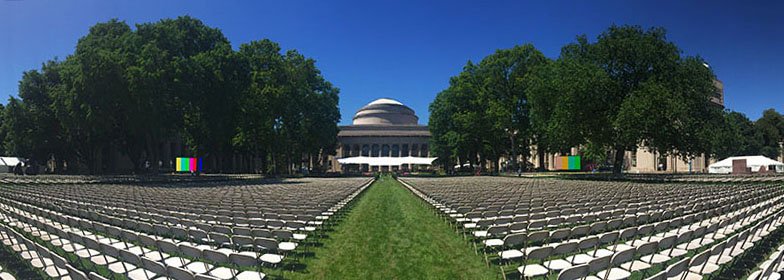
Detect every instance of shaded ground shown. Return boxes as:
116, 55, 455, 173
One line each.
285, 175, 497, 279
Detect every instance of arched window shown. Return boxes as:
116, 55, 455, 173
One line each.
352, 144, 360, 157
402, 144, 409, 157
411, 144, 419, 157
392, 144, 400, 157
382, 145, 390, 157
371, 144, 380, 157
343, 144, 351, 157
421, 144, 428, 157
362, 145, 370, 157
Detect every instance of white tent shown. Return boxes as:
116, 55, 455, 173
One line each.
0, 157, 25, 173
708, 155, 784, 174
337, 156, 437, 166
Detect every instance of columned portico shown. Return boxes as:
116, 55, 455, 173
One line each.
330, 98, 433, 173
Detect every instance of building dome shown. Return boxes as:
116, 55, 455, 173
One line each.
352, 98, 418, 125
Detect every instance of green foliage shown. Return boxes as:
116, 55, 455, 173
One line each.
429, 44, 547, 172
710, 111, 763, 159
755, 109, 784, 159
1, 16, 339, 174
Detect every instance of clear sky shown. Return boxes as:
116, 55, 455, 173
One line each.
1, 0, 782, 124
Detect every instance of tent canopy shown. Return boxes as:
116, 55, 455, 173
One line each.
337, 156, 437, 166
708, 155, 784, 174
0, 157, 24, 167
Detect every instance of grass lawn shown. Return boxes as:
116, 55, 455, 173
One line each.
285, 175, 498, 279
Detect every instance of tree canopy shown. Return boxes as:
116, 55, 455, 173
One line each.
431, 25, 747, 174
1, 16, 340, 174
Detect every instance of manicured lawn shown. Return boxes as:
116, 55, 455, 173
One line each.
285, 175, 498, 279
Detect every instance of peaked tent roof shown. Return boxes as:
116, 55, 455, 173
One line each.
708, 155, 784, 173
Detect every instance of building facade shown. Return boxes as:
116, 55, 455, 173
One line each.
329, 98, 431, 173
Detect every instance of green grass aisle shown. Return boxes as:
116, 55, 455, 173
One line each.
285, 175, 497, 280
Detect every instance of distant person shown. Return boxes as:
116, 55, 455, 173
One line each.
14, 162, 23, 175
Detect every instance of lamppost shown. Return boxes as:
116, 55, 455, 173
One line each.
505, 128, 519, 174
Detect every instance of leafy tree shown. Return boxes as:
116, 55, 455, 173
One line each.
557, 25, 722, 173
710, 111, 762, 159
755, 109, 784, 159
429, 44, 547, 172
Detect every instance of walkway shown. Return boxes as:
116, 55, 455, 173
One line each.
287, 175, 497, 279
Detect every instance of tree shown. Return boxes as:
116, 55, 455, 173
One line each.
4, 16, 341, 175
710, 111, 762, 159
429, 44, 547, 173
755, 109, 784, 159
556, 25, 722, 173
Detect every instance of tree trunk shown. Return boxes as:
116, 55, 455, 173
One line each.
612, 146, 625, 174
537, 147, 546, 172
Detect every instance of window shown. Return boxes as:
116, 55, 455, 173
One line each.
631, 153, 637, 167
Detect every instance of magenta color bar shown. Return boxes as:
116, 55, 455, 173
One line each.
189, 158, 197, 172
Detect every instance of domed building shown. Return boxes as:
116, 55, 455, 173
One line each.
330, 98, 433, 173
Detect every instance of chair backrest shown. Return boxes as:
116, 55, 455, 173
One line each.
230, 252, 259, 267
526, 246, 553, 261
637, 241, 658, 256
167, 266, 195, 280
66, 265, 89, 280
504, 233, 526, 247
141, 256, 167, 276
157, 239, 180, 254
611, 248, 636, 266
579, 237, 599, 250
179, 244, 203, 259
120, 249, 142, 266
203, 249, 230, 264
587, 255, 611, 273
558, 264, 589, 280
527, 231, 549, 244
665, 258, 690, 278
553, 242, 578, 255
689, 250, 709, 268
599, 232, 619, 245
255, 237, 279, 251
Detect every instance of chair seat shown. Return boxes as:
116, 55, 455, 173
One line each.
279, 242, 297, 251
0, 272, 15, 280
127, 268, 157, 280
544, 259, 572, 271
108, 262, 136, 274
498, 250, 523, 260
91, 255, 117, 265
518, 264, 548, 277
483, 239, 503, 247
641, 253, 671, 264
30, 257, 53, 268
142, 251, 168, 261
589, 249, 615, 258
571, 254, 594, 264
620, 260, 651, 272
209, 266, 234, 280
235, 270, 266, 280
596, 268, 631, 280
43, 265, 68, 278
669, 248, 688, 257
163, 256, 189, 267
185, 261, 213, 274
260, 253, 284, 264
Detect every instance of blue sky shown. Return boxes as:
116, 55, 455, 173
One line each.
1, 0, 782, 124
